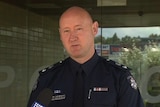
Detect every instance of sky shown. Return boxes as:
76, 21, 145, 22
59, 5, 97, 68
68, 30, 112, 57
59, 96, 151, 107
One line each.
96, 27, 160, 38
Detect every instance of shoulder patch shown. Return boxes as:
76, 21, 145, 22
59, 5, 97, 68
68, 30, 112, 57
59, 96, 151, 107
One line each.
39, 60, 64, 75
105, 59, 131, 71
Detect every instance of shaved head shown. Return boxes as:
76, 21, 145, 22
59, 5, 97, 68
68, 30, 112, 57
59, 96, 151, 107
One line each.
59, 6, 93, 27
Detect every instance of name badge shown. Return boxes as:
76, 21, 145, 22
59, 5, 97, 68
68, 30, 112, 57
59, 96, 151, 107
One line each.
93, 87, 109, 92
51, 94, 66, 101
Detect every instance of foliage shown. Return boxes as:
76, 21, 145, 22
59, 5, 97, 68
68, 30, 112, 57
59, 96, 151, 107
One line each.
143, 42, 160, 67
94, 35, 106, 44
119, 43, 143, 67
118, 42, 160, 84
95, 34, 142, 48
118, 43, 143, 81
95, 33, 160, 70
95, 33, 159, 48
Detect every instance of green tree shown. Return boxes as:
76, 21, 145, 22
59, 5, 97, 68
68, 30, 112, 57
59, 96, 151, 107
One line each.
112, 33, 120, 44
105, 33, 120, 44
149, 33, 159, 38
94, 35, 106, 43
121, 35, 134, 48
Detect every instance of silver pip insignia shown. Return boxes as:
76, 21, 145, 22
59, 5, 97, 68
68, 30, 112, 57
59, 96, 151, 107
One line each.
127, 76, 137, 90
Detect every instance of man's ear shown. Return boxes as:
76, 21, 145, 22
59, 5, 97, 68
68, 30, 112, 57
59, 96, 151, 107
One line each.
92, 21, 99, 35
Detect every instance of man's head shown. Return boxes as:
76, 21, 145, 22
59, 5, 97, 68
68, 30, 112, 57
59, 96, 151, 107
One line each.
59, 6, 99, 63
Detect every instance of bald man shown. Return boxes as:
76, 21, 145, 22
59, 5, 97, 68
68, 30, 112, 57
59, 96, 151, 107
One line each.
59, 6, 98, 64
27, 6, 144, 107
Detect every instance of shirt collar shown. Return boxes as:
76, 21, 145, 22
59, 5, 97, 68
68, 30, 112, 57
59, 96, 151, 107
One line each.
69, 52, 99, 76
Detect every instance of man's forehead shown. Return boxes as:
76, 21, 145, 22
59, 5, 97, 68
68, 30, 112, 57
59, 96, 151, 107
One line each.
60, 24, 83, 30
60, 17, 90, 28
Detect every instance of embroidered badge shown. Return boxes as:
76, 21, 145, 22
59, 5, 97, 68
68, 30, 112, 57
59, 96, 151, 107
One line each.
127, 76, 137, 90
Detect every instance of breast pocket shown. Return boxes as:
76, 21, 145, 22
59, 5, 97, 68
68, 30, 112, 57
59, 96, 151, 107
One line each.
87, 91, 117, 107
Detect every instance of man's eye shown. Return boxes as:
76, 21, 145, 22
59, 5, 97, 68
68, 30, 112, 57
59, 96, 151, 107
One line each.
64, 30, 70, 33
77, 28, 82, 30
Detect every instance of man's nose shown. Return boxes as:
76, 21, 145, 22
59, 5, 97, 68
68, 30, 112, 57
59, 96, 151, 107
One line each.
69, 31, 78, 41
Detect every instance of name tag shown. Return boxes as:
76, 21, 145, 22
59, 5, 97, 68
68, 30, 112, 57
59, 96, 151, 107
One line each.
51, 94, 66, 101
93, 87, 109, 92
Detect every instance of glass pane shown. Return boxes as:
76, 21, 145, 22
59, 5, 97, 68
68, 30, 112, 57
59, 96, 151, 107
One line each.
95, 27, 160, 106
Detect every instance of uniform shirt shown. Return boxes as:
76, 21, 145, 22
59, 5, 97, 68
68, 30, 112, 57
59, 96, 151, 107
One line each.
27, 52, 144, 107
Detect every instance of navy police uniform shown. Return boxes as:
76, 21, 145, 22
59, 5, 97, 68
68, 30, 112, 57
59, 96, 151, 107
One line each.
27, 52, 144, 107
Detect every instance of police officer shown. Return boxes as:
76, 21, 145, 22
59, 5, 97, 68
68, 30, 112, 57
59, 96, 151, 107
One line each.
27, 6, 144, 107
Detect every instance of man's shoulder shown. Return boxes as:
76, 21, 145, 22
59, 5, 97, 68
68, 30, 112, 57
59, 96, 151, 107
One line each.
31, 59, 69, 92
39, 58, 69, 76
101, 57, 131, 72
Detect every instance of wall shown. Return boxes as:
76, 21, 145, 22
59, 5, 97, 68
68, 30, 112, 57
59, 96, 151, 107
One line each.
0, 2, 64, 106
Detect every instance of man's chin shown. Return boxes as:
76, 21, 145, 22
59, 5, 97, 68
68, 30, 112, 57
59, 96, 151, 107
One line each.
70, 53, 83, 59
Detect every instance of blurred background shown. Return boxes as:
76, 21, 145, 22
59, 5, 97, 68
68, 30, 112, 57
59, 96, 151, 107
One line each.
0, 0, 159, 106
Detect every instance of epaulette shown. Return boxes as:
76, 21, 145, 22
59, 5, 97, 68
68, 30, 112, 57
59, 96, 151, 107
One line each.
39, 60, 64, 75
105, 58, 131, 71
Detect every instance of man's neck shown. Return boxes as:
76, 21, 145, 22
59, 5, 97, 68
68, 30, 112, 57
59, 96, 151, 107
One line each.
71, 50, 95, 64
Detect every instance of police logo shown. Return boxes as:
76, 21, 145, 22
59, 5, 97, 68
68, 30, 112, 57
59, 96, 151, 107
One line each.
127, 76, 137, 90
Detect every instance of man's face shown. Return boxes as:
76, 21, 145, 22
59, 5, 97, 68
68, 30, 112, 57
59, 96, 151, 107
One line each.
59, 13, 98, 60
